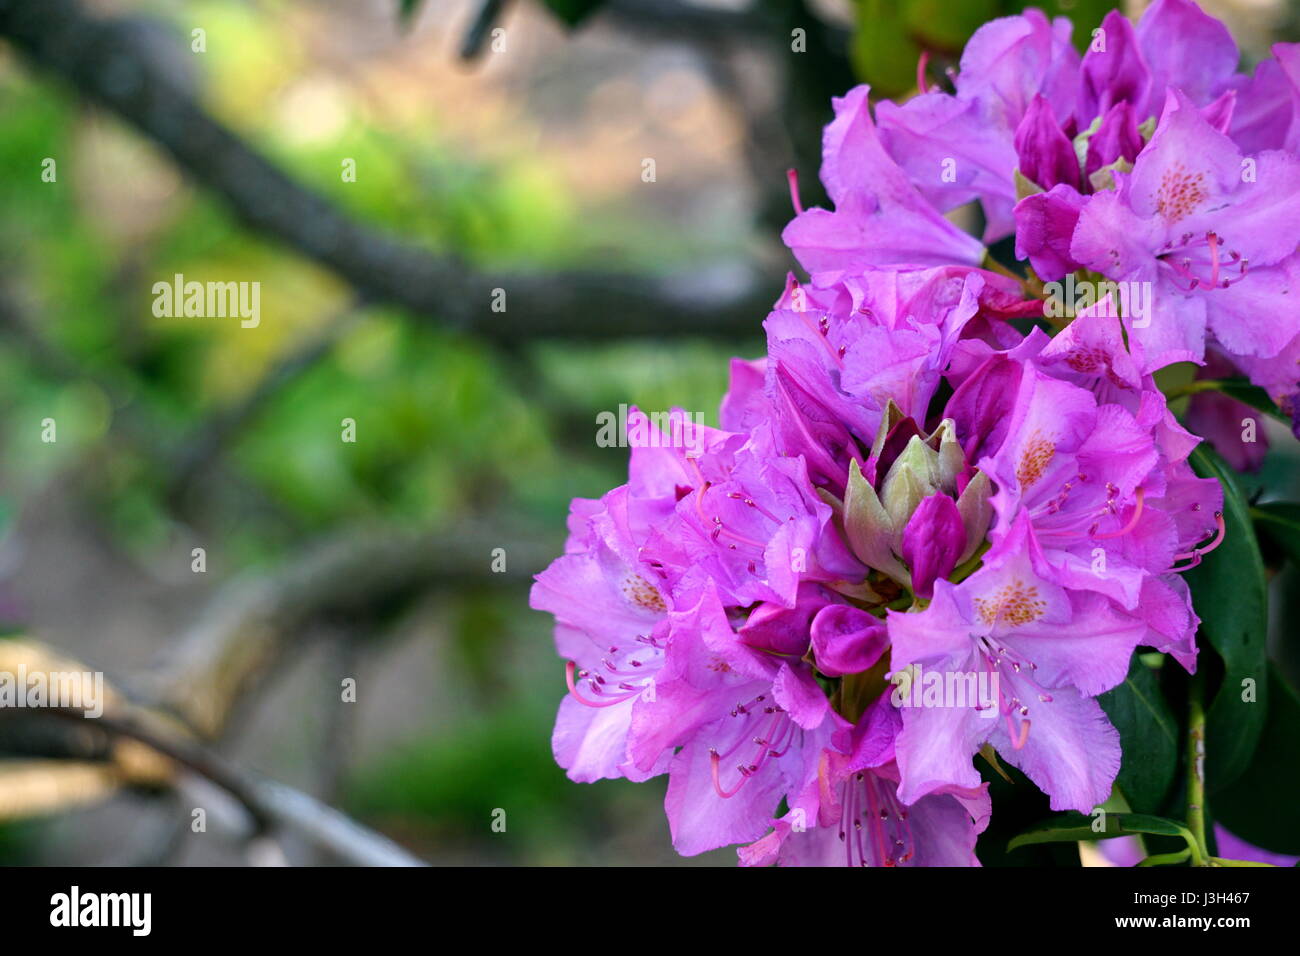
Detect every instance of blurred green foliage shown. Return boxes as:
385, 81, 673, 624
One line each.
0, 6, 740, 554
0, 2, 752, 863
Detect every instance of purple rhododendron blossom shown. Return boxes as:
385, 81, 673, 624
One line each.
1063, 90, 1300, 379
869, 0, 1243, 243
530, 0, 1292, 867
779, 0, 1300, 402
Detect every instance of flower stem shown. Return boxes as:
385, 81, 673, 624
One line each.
1138, 848, 1190, 867
949, 541, 991, 585
1186, 669, 1210, 866
1208, 857, 1277, 867
1163, 379, 1226, 402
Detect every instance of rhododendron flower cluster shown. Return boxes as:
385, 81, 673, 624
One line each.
532, 0, 1294, 866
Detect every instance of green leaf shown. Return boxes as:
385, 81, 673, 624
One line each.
1099, 655, 1179, 813
1213, 664, 1300, 855
1029, 1, 1120, 51
975, 760, 1081, 866
1184, 446, 1269, 793
903, 0, 999, 52
542, 0, 605, 27
851, 1, 922, 97
1009, 812, 1188, 852
1252, 501, 1300, 569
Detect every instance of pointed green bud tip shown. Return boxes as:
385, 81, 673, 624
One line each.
844, 457, 908, 582
1088, 157, 1134, 194
931, 419, 964, 495
1072, 113, 1106, 172
955, 470, 995, 565
869, 398, 909, 463
880, 435, 940, 528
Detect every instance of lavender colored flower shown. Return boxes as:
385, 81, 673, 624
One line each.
1063, 91, 1300, 380
782, 0, 1300, 402
529, 0, 1286, 867
871, 0, 1245, 243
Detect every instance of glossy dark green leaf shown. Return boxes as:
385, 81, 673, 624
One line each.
1099, 655, 1179, 813
976, 759, 1081, 866
1252, 502, 1300, 569
1008, 812, 1188, 852
1184, 446, 1269, 793
1213, 664, 1300, 855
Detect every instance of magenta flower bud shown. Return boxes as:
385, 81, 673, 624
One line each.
738, 584, 824, 656
1085, 101, 1143, 181
900, 492, 967, 600
1014, 94, 1079, 192
1079, 9, 1150, 124
810, 605, 888, 678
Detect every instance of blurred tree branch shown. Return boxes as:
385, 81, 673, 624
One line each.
148, 518, 559, 739
0, 511, 557, 864
602, 0, 853, 233
0, 0, 773, 343
0, 697, 425, 865
602, 0, 784, 39
459, 0, 514, 59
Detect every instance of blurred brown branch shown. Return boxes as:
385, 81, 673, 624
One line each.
0, 507, 557, 865
603, 0, 852, 231
0, 692, 425, 865
150, 518, 559, 739
0, 0, 773, 344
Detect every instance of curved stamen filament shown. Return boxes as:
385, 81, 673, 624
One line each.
766, 717, 797, 759
1171, 512, 1226, 571
727, 490, 782, 525
566, 661, 644, 708
710, 750, 749, 799
1094, 488, 1146, 539
600, 657, 649, 677
710, 710, 794, 798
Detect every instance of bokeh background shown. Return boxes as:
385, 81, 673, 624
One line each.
0, 0, 1296, 866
